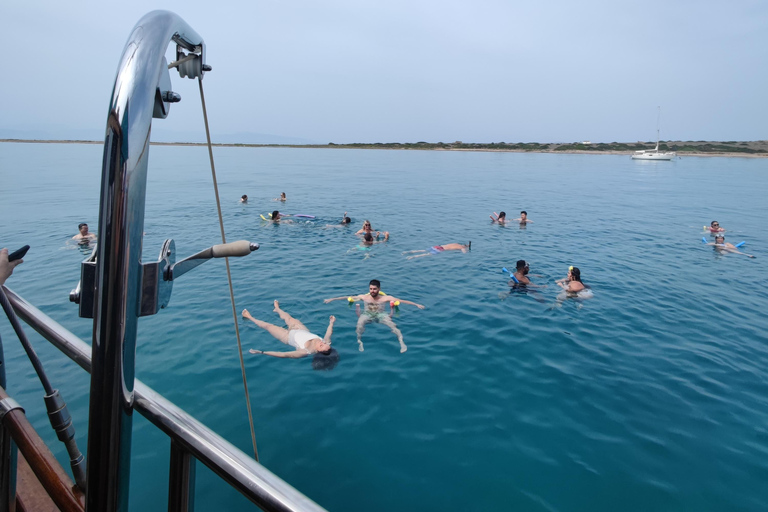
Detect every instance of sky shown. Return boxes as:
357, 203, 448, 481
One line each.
1, 0, 766, 144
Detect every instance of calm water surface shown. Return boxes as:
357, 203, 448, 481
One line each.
1, 142, 767, 511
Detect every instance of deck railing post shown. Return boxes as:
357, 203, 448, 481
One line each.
168, 439, 196, 512
84, 11, 204, 512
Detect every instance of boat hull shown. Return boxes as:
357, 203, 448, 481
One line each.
631, 151, 677, 161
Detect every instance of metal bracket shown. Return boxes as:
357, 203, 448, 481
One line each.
0, 397, 24, 424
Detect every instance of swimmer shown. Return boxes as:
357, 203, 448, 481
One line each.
356, 220, 389, 240
501, 259, 547, 302
273, 192, 287, 202
243, 302, 334, 358
509, 260, 545, 288
557, 266, 588, 296
707, 221, 725, 233
490, 211, 509, 224
240, 194, 248, 203
270, 210, 292, 223
326, 212, 352, 228
72, 223, 97, 243
361, 232, 388, 246
324, 279, 425, 353
512, 211, 533, 224
347, 232, 387, 258
1, 247, 24, 286
707, 235, 755, 258
403, 242, 471, 260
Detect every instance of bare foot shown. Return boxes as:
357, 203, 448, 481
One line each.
400, 343, 408, 353
358, 340, 365, 352
273, 300, 280, 312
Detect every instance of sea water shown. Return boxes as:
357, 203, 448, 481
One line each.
1, 142, 767, 512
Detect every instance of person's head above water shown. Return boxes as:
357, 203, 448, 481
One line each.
520, 211, 528, 219
241, 194, 248, 201
711, 221, 719, 227
369, 279, 381, 296
362, 220, 372, 230
271, 210, 280, 220
569, 266, 581, 282
342, 216, 351, 224
78, 223, 89, 234
516, 259, 529, 273
498, 211, 506, 220
715, 235, 725, 243
363, 233, 374, 243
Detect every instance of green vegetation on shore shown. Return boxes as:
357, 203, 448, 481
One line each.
2, 139, 766, 155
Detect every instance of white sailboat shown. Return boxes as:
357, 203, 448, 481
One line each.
632, 107, 677, 160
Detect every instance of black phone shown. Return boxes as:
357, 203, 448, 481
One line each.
8, 245, 30, 262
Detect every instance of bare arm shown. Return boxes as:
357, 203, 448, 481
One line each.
391, 297, 426, 309
249, 349, 308, 359
323, 315, 335, 343
325, 295, 359, 304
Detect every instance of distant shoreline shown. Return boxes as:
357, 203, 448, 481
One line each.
2, 138, 766, 158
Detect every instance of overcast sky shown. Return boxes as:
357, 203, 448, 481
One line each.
2, 0, 766, 144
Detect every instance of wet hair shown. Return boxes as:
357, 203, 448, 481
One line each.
78, 223, 88, 230
271, 210, 280, 219
369, 279, 381, 288
281, 192, 286, 196
520, 210, 527, 215
363, 220, 371, 227
363, 233, 374, 242
711, 221, 718, 226
241, 194, 248, 200
342, 217, 351, 224
516, 259, 527, 270
498, 211, 506, 219
312, 348, 340, 371
570, 267, 582, 282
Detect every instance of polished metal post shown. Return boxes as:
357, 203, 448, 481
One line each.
168, 439, 196, 512
86, 11, 204, 512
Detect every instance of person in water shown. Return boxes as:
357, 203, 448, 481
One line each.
72, 223, 97, 242
510, 259, 534, 287
361, 232, 388, 246
325, 212, 352, 228
273, 192, 287, 202
707, 221, 725, 233
707, 235, 755, 258
270, 210, 292, 223
356, 220, 389, 240
0, 247, 24, 286
490, 211, 508, 224
243, 301, 334, 358
502, 259, 546, 302
324, 279, 425, 353
403, 242, 471, 260
557, 266, 586, 295
513, 211, 533, 224
240, 194, 248, 203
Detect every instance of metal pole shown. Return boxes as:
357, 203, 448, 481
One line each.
85, 11, 204, 511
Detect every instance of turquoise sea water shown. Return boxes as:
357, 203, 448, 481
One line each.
1, 142, 767, 511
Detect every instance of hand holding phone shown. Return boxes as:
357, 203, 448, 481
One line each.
8, 245, 30, 262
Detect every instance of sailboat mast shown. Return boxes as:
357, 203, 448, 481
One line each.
655, 106, 661, 151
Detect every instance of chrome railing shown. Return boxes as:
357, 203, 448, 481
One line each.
1, 10, 327, 512
5, 287, 327, 512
